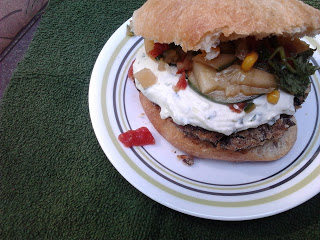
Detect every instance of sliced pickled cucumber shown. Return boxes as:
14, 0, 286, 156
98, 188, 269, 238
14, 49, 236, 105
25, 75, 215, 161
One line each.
188, 78, 259, 104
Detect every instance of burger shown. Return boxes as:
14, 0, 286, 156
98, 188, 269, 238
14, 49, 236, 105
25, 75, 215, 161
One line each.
129, 0, 320, 161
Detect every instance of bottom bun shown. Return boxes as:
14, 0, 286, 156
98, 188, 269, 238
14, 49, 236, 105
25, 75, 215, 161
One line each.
139, 92, 297, 162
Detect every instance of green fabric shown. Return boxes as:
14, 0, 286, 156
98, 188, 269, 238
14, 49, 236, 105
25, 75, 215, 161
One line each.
1, 0, 320, 239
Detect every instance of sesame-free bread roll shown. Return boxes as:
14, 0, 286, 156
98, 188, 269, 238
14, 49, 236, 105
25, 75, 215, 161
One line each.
139, 93, 297, 162
131, 0, 320, 51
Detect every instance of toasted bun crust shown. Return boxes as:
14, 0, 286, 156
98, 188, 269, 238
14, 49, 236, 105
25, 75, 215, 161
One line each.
139, 92, 297, 162
132, 0, 320, 51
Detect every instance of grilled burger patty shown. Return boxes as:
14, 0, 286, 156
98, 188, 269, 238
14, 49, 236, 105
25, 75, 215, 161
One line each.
177, 115, 295, 151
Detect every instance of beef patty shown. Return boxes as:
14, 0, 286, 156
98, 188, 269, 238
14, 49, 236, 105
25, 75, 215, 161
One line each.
176, 115, 296, 151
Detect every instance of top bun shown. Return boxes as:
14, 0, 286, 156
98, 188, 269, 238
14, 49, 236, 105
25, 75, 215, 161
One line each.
131, 0, 320, 51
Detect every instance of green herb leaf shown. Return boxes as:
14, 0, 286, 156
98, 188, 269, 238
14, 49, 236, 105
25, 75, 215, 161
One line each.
269, 48, 318, 96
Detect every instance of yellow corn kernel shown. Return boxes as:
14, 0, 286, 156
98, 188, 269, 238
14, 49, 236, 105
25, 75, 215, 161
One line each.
267, 90, 280, 104
241, 52, 259, 72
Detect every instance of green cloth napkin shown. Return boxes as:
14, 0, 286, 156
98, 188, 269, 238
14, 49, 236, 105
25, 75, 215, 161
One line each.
1, 0, 320, 239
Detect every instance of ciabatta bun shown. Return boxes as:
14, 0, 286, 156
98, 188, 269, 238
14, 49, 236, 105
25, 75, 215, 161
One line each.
139, 93, 297, 162
132, 0, 320, 51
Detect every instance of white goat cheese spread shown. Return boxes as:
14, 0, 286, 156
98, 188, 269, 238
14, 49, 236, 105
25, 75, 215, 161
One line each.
133, 46, 295, 136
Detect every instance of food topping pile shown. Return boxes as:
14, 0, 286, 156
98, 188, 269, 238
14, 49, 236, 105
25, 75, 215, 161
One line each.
138, 36, 318, 112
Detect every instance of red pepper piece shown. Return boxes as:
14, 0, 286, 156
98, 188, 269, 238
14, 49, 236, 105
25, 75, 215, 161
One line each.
176, 67, 185, 74
118, 127, 155, 148
176, 61, 186, 74
128, 59, 135, 80
173, 71, 187, 92
229, 102, 247, 113
148, 43, 170, 58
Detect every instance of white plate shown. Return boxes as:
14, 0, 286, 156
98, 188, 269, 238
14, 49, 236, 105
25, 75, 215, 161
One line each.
89, 19, 320, 221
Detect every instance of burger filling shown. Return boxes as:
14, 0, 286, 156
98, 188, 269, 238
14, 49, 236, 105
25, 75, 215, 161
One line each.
132, 36, 318, 149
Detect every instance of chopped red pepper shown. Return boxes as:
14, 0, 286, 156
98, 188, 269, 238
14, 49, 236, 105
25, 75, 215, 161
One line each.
229, 102, 247, 113
173, 71, 187, 92
176, 61, 186, 74
176, 67, 185, 74
148, 43, 170, 58
128, 59, 135, 80
118, 127, 155, 148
